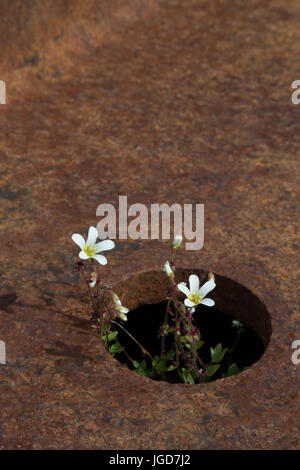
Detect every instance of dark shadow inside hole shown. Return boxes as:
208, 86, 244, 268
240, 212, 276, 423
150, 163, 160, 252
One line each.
114, 301, 265, 383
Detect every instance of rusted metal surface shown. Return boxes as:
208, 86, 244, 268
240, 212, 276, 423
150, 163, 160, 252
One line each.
0, 0, 299, 449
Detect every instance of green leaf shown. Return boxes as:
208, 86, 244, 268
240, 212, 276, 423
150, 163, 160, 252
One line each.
133, 361, 140, 369
210, 343, 227, 363
136, 369, 147, 376
140, 360, 147, 370
156, 358, 167, 374
107, 331, 118, 342
182, 368, 195, 384
196, 340, 204, 350
166, 349, 175, 360
167, 364, 177, 372
227, 363, 240, 376
109, 343, 124, 354
206, 364, 220, 377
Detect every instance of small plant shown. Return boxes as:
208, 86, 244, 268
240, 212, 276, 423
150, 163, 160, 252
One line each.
72, 227, 247, 383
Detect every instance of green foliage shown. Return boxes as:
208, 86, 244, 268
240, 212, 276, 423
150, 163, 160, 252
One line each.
107, 331, 118, 342
210, 343, 228, 363
182, 368, 195, 384
180, 336, 191, 350
166, 364, 177, 372
206, 364, 220, 377
196, 339, 204, 350
227, 363, 240, 376
221, 363, 240, 378
152, 355, 168, 375
109, 342, 124, 355
99, 284, 246, 384
133, 360, 149, 376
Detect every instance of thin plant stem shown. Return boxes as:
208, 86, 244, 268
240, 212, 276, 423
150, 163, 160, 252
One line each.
111, 320, 154, 362
161, 297, 172, 356
228, 330, 243, 363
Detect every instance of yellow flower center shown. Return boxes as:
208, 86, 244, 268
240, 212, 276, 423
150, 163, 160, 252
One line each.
84, 245, 96, 257
188, 292, 203, 304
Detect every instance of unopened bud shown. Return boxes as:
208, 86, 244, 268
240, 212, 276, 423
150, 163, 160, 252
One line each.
118, 312, 128, 321
89, 271, 97, 288
172, 235, 183, 249
112, 293, 120, 304
163, 261, 174, 278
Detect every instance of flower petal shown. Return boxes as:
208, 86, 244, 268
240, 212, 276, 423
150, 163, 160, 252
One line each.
118, 306, 129, 314
87, 226, 98, 246
79, 250, 89, 259
189, 274, 199, 293
200, 298, 215, 307
199, 279, 216, 298
72, 233, 85, 249
93, 254, 108, 265
89, 280, 96, 288
177, 282, 190, 297
95, 239, 115, 253
184, 298, 196, 307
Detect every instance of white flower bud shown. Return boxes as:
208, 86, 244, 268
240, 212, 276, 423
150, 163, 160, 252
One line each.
112, 293, 129, 321
172, 235, 183, 249
164, 261, 174, 278
112, 293, 120, 304
89, 271, 97, 288
232, 320, 243, 329
118, 312, 128, 321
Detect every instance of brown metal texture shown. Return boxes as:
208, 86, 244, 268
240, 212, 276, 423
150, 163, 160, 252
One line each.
0, 0, 299, 449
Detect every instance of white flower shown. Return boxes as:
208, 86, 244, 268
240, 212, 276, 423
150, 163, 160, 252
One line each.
164, 261, 174, 278
113, 294, 129, 321
72, 226, 115, 265
89, 271, 97, 288
177, 274, 216, 308
172, 235, 183, 249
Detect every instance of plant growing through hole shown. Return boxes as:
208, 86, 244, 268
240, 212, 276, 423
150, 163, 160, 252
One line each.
72, 227, 247, 383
